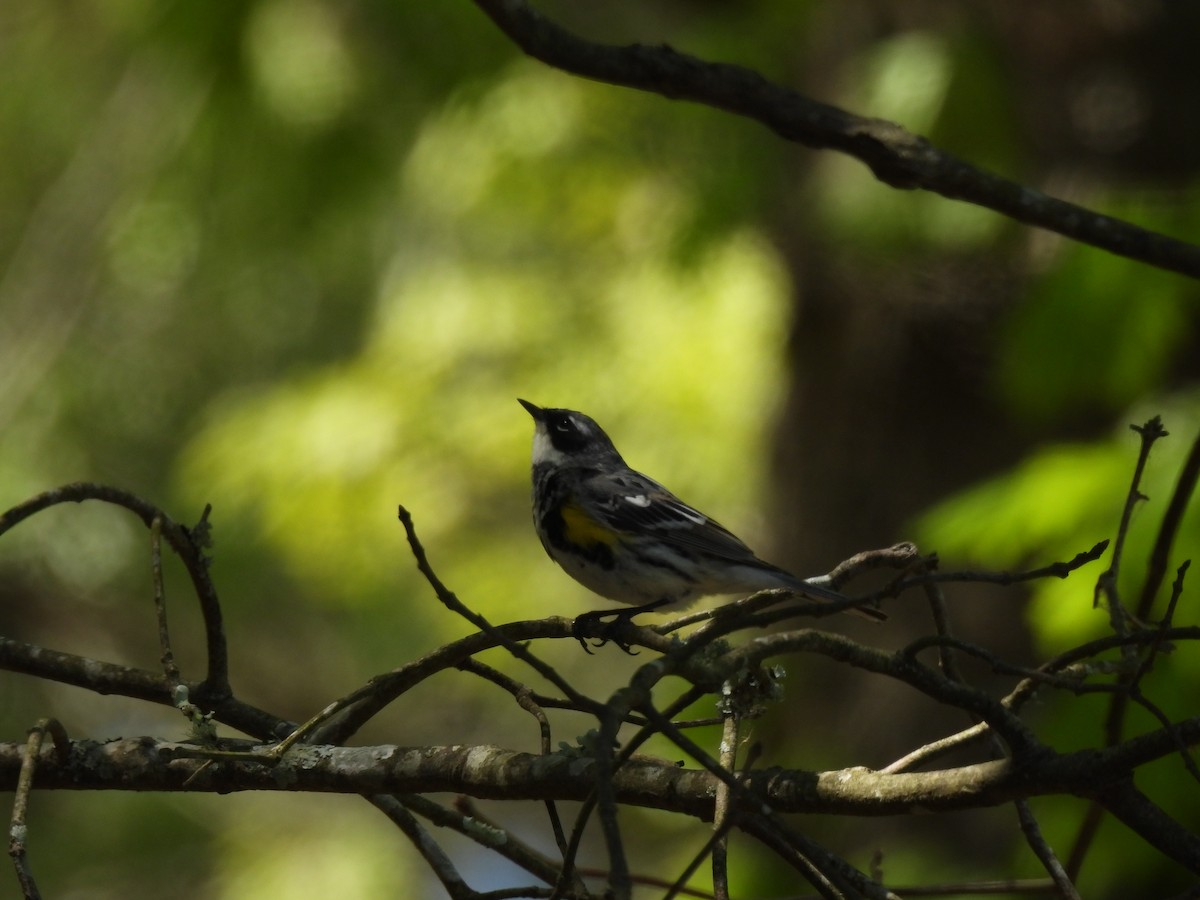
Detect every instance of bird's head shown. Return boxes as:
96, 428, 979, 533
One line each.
518, 399, 622, 467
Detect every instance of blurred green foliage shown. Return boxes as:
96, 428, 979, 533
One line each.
1, 1, 1198, 897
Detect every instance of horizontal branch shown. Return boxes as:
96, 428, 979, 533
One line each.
472, 0, 1200, 279
0, 636, 291, 742
4, 721, 1198, 819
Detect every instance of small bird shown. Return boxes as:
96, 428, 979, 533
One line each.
518, 399, 884, 650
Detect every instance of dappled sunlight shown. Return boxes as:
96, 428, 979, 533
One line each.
916, 441, 1129, 560
402, 63, 584, 218
860, 31, 954, 132
0, 499, 139, 597
105, 197, 201, 298
4, 4, 1199, 896
916, 401, 1200, 650
1001, 235, 1191, 422
177, 377, 465, 606
244, 0, 360, 131
214, 796, 417, 898
176, 60, 794, 628
814, 29, 1005, 249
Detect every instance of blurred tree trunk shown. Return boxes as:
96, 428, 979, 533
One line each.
773, 0, 1200, 653
764, 0, 1200, 875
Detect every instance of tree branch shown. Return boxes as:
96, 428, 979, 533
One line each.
470, 0, 1200, 279
0, 484, 230, 698
3, 720, 1197, 822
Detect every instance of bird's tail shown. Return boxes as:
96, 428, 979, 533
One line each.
772, 569, 887, 622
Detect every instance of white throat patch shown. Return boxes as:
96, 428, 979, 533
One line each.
531, 427, 567, 466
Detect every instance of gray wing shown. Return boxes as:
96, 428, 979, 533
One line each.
580, 470, 764, 564
578, 469, 883, 616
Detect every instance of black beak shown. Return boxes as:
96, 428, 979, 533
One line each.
518, 398, 544, 421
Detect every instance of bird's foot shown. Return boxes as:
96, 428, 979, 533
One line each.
571, 609, 644, 655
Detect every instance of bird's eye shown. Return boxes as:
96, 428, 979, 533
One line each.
544, 412, 591, 452
552, 414, 579, 435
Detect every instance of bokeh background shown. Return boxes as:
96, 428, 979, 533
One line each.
1, 1, 1198, 897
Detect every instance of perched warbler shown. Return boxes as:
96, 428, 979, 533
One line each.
518, 399, 884, 650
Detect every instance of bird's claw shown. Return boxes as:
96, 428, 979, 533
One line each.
571, 611, 640, 655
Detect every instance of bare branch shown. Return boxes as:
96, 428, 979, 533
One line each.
367, 794, 476, 900
1095, 417, 1168, 627
2, 409, 1197, 896
0, 484, 230, 697
1096, 782, 1200, 874
4, 715, 1194, 819
886, 540, 1110, 596
396, 505, 599, 714
449, 796, 580, 895
1137, 424, 1200, 620
470, 0, 1200, 279
1014, 800, 1081, 900
7, 719, 68, 900
727, 629, 1042, 758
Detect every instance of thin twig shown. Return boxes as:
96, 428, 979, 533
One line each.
1093, 781, 1200, 875
314, 618, 599, 747
447, 795, 576, 891
711, 714, 738, 900
0, 635, 290, 741
638, 703, 868, 896
663, 819, 736, 900
737, 814, 869, 899
901, 636, 1120, 696
8, 719, 67, 900
881, 721, 992, 775
728, 630, 1043, 759
1137, 424, 1200, 620
368, 794, 477, 900
1014, 800, 1080, 900
149, 517, 181, 686
593, 702, 631, 898
887, 621, 1200, 774
882, 541, 1110, 598
663, 743, 767, 900
922, 575, 962, 685
825, 542, 924, 585
398, 506, 595, 710
456, 659, 572, 861
554, 685, 709, 900
581, 607, 797, 898
1127, 685, 1200, 787
1074, 419, 1171, 879
1094, 418, 1167, 626
729, 541, 1108, 639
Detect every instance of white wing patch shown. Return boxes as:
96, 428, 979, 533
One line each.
624, 494, 652, 507
674, 504, 707, 525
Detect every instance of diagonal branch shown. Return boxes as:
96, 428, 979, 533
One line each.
470, 0, 1200, 280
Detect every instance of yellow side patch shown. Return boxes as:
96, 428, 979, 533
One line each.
561, 502, 621, 547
